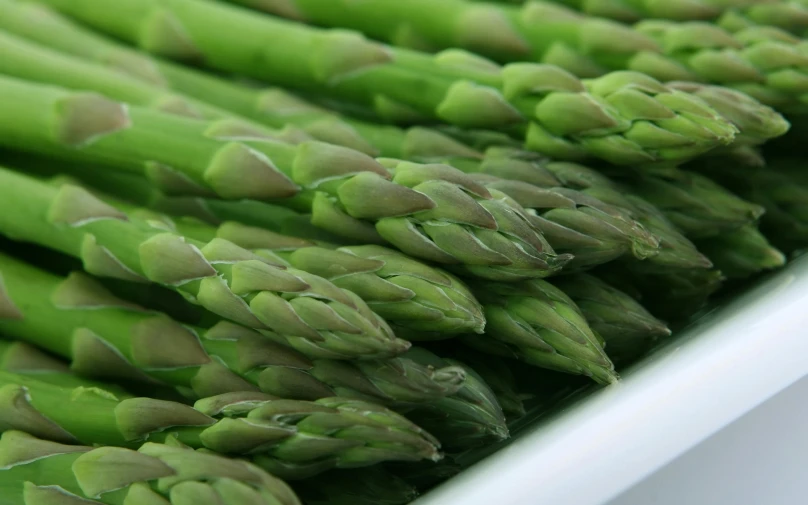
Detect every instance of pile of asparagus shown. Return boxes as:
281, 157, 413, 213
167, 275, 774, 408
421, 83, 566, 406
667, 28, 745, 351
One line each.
0, 0, 804, 503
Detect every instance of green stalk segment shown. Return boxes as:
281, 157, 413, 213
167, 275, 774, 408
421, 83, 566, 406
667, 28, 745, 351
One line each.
464, 279, 618, 384
694, 224, 786, 278
693, 156, 808, 253
0, 251, 465, 403
0, 79, 569, 282
0, 340, 136, 395
35, 0, 738, 165
227, 0, 662, 77
0, 167, 408, 359
507, 0, 797, 26
225, 0, 807, 116
0, 27, 313, 142
395, 348, 509, 450
0, 430, 302, 505
536, 159, 714, 270
0, 4, 776, 166
153, 216, 487, 339
553, 274, 671, 366
626, 168, 766, 239
442, 347, 528, 419
0, 373, 442, 479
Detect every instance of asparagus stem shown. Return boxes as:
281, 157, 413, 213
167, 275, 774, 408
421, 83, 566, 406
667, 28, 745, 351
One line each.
0, 430, 302, 505
0, 166, 408, 358
34, 0, 738, 165
0, 250, 465, 403
0, 373, 443, 479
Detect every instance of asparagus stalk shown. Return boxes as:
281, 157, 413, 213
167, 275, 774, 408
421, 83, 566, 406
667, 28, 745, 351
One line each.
596, 263, 725, 320
438, 347, 529, 419
692, 156, 808, 253
0, 167, 407, 359
0, 3, 781, 160
536, 159, 714, 269
24, 168, 617, 382
0, 430, 302, 505
226, 0, 808, 115
693, 224, 786, 278
625, 168, 766, 239
151, 219, 486, 339
717, 2, 808, 36
0, 0, 384, 155
0, 80, 570, 281
36, 0, 739, 165
465, 279, 618, 384
397, 348, 509, 450
0, 27, 312, 143
0, 372, 442, 478
552, 274, 671, 366
0, 251, 465, 404
519, 0, 794, 25
0, 339, 137, 394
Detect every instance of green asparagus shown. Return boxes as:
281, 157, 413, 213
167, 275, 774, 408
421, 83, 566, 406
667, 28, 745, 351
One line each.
396, 348, 509, 450
0, 251, 465, 403
130, 214, 486, 338
0, 78, 571, 281
529, 0, 792, 24
0, 26, 312, 143
0, 340, 137, 394
0, 430, 302, 505
552, 274, 671, 366
226, 0, 808, 115
535, 159, 714, 269
0, 373, 443, 478
596, 263, 725, 320
438, 347, 529, 419
625, 168, 766, 239
37, 0, 739, 165
694, 224, 787, 278
464, 279, 618, 384
0, 166, 407, 359
693, 156, 808, 252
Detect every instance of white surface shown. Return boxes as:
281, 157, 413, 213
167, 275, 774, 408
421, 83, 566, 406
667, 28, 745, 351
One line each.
607, 375, 808, 505
415, 255, 808, 505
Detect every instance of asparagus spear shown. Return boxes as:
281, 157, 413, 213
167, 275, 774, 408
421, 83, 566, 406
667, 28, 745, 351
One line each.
0, 4, 780, 156
464, 278, 618, 384
552, 274, 671, 366
0, 373, 443, 478
0, 167, 407, 359
536, 158, 714, 269
36, 0, 738, 165
0, 27, 312, 143
226, 0, 808, 115
0, 80, 570, 281
397, 348, 509, 450
0, 430, 302, 505
112, 209, 486, 338
693, 224, 786, 278
0, 340, 137, 394
693, 156, 808, 252
625, 168, 766, 239
596, 263, 725, 320
437, 347, 529, 419
0, 251, 465, 404
526, 0, 792, 25
0, 0, 385, 155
